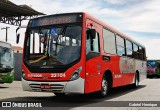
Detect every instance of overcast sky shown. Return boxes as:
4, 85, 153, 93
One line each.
0, 0, 160, 59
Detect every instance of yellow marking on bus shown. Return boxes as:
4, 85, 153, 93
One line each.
30, 55, 47, 64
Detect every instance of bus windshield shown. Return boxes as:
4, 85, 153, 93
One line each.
0, 47, 13, 70
147, 61, 157, 68
24, 25, 82, 68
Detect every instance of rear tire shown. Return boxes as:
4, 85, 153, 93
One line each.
132, 73, 139, 88
97, 75, 109, 97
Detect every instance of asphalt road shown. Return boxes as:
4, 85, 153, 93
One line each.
0, 79, 160, 110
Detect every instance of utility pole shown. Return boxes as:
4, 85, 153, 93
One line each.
1, 26, 10, 42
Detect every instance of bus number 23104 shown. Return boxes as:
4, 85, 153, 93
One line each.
51, 73, 66, 78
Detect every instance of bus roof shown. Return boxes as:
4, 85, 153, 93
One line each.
29, 12, 145, 48
0, 41, 11, 48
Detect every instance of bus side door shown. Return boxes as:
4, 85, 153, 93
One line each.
85, 19, 103, 93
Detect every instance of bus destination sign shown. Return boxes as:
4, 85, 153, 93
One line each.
28, 14, 82, 27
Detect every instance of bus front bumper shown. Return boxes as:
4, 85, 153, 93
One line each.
21, 78, 85, 94
0, 72, 14, 83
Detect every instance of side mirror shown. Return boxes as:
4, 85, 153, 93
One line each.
16, 34, 20, 44
15, 25, 27, 44
16, 27, 20, 44
87, 29, 96, 39
90, 29, 96, 39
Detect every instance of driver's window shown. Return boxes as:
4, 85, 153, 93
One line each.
86, 37, 91, 54
86, 30, 100, 54
93, 32, 100, 52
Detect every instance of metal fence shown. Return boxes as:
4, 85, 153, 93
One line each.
14, 53, 22, 81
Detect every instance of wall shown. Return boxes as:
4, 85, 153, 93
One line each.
14, 53, 22, 81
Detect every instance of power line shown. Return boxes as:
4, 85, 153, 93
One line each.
1, 26, 10, 42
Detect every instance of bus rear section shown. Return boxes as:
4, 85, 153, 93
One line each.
147, 60, 160, 78
21, 12, 146, 97
0, 41, 14, 84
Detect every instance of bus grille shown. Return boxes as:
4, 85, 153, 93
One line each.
29, 84, 64, 92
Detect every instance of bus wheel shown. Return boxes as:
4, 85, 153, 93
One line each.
133, 73, 139, 88
54, 93, 65, 97
98, 75, 109, 97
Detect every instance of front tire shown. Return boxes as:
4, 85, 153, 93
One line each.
97, 75, 109, 97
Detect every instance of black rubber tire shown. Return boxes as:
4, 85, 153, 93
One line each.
132, 73, 139, 88
97, 75, 109, 98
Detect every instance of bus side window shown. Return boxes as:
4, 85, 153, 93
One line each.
126, 40, 133, 58
116, 35, 125, 56
139, 46, 143, 60
142, 48, 146, 60
133, 44, 139, 59
103, 28, 116, 54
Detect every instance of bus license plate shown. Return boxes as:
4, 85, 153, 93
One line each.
40, 84, 51, 89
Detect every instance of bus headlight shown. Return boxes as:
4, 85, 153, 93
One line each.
10, 69, 14, 76
70, 66, 82, 81
2, 64, 6, 68
22, 69, 26, 80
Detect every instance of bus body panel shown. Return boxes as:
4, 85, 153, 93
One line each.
85, 55, 103, 93
0, 71, 14, 83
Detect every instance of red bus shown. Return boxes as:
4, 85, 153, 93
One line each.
18, 12, 147, 97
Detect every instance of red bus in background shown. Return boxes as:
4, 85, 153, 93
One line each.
19, 12, 147, 97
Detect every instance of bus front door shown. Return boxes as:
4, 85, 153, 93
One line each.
85, 19, 103, 93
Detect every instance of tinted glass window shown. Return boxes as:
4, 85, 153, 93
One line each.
126, 40, 133, 58
126, 48, 133, 57
126, 40, 132, 50
139, 46, 143, 60
116, 35, 125, 56
133, 44, 139, 59
117, 46, 125, 56
103, 28, 116, 54
116, 35, 125, 47
133, 44, 138, 52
